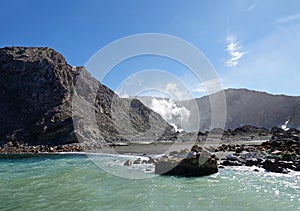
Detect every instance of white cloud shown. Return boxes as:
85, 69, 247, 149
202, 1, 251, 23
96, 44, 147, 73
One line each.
275, 13, 300, 24
225, 35, 246, 67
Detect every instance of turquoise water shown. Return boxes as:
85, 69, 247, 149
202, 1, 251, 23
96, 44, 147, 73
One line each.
0, 154, 299, 211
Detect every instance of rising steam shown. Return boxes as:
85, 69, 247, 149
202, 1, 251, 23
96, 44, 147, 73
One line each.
149, 98, 191, 132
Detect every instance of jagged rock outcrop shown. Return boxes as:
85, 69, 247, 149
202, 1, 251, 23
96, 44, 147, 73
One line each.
0, 47, 175, 146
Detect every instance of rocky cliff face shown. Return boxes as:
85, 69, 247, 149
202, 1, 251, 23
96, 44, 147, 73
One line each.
0, 47, 175, 146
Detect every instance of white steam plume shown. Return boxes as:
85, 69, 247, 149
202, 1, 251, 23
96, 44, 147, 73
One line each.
149, 98, 190, 132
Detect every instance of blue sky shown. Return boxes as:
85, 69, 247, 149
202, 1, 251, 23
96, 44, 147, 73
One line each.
1, 0, 300, 98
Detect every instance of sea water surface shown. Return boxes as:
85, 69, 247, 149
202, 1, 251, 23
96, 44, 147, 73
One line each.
0, 154, 299, 210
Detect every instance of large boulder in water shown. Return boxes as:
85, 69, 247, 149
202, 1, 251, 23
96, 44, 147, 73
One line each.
154, 155, 218, 177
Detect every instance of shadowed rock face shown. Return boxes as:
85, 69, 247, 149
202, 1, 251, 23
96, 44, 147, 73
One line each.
0, 47, 76, 145
0, 47, 175, 146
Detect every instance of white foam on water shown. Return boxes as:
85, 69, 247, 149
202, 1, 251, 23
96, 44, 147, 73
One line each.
224, 165, 300, 178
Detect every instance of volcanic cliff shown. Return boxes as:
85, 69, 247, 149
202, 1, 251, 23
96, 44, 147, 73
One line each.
0, 47, 175, 146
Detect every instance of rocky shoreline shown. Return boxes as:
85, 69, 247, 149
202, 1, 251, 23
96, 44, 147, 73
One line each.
119, 126, 300, 175
218, 127, 300, 173
0, 142, 83, 154
1, 126, 299, 175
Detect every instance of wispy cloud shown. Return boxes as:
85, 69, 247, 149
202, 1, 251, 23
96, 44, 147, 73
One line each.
192, 78, 224, 93
225, 35, 246, 67
247, 4, 256, 12
164, 82, 190, 100
275, 13, 300, 24
221, 24, 300, 96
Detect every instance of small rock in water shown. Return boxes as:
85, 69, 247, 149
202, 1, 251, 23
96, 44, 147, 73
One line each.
133, 158, 142, 164
262, 159, 277, 171
221, 160, 242, 166
147, 157, 158, 164
124, 160, 132, 166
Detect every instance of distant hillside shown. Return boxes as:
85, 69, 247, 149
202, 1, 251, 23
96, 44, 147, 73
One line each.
179, 89, 300, 131
138, 89, 300, 131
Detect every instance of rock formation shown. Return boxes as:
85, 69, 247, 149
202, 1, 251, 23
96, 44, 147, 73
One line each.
219, 128, 300, 173
154, 155, 218, 177
154, 145, 218, 177
0, 47, 175, 147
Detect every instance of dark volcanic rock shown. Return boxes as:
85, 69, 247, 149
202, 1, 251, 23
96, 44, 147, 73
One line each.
245, 158, 258, 166
0, 47, 76, 145
232, 125, 269, 136
277, 161, 295, 169
273, 166, 289, 174
0, 47, 175, 147
216, 128, 300, 174
155, 156, 218, 177
221, 160, 243, 166
262, 159, 288, 173
262, 159, 278, 171
124, 160, 132, 166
